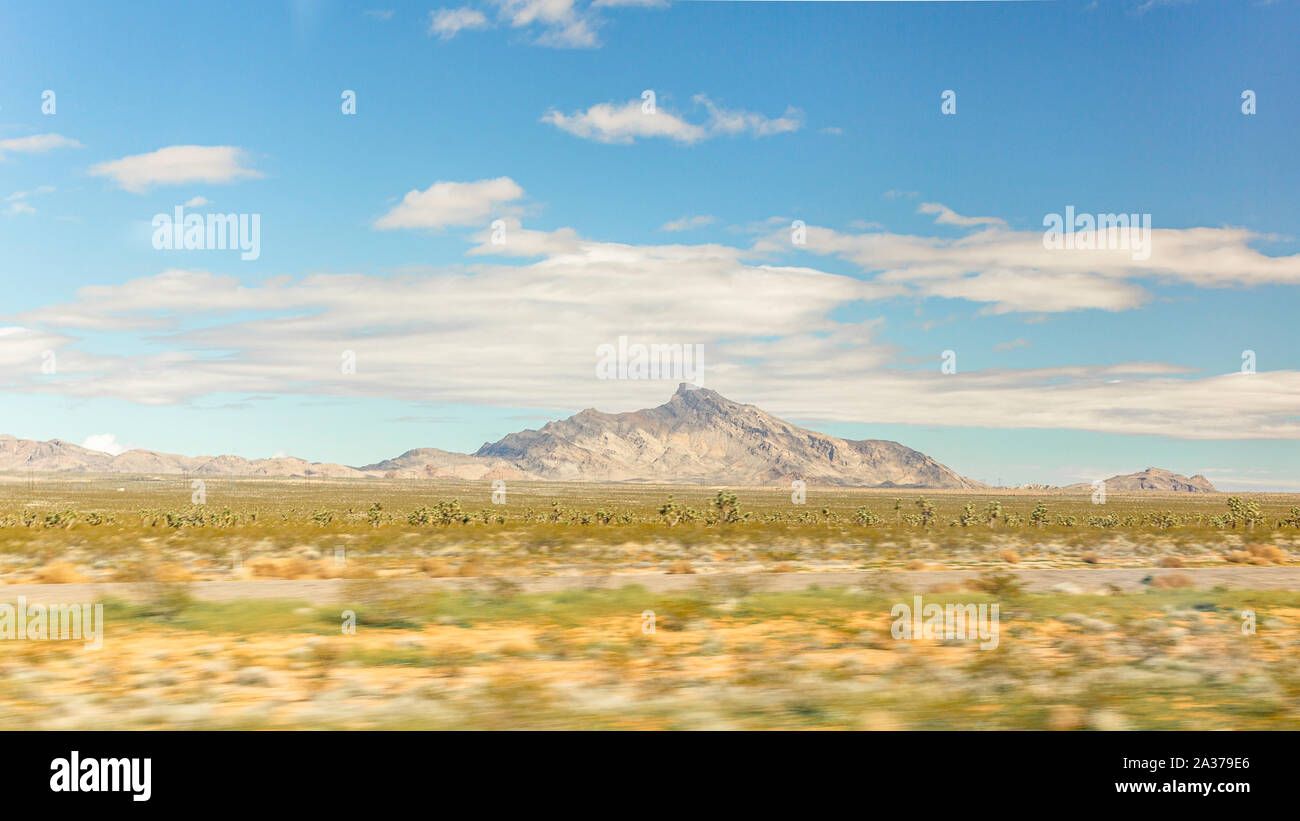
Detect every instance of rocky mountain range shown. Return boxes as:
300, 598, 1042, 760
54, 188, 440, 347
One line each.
0, 385, 1213, 490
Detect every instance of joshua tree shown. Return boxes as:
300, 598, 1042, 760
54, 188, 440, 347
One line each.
855, 506, 882, 526
954, 503, 979, 527
914, 497, 936, 527
1225, 496, 1264, 530
1029, 501, 1049, 528
710, 491, 745, 523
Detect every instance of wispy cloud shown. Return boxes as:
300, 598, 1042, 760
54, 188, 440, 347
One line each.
994, 338, 1031, 352
428, 7, 490, 38
0, 133, 83, 159
757, 208, 1300, 314
543, 94, 803, 144
372, 177, 525, 231
661, 214, 717, 232
89, 145, 261, 193
918, 201, 1006, 228
428, 0, 660, 48
3, 185, 54, 216
9, 193, 1300, 441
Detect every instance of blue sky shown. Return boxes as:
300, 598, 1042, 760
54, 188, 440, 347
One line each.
1, 0, 1298, 489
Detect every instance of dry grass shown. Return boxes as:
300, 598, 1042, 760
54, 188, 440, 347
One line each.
926, 581, 968, 593
1149, 573, 1194, 589
1226, 544, 1287, 565
33, 562, 88, 584
419, 558, 455, 577
996, 548, 1021, 564
666, 560, 695, 575
153, 562, 194, 583
1156, 556, 1185, 568
1081, 551, 1100, 564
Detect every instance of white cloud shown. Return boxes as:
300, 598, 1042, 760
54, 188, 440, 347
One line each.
918, 201, 1006, 228
496, 0, 599, 48
428, 7, 490, 38
9, 195, 1300, 441
430, 0, 659, 48
0, 133, 83, 158
0, 326, 75, 374
543, 94, 803, 144
543, 100, 707, 144
4, 202, 36, 216
373, 177, 525, 231
692, 94, 803, 137
82, 433, 130, 456
364, 9, 395, 20
89, 145, 261, 193
758, 210, 1300, 313
183, 196, 210, 208
661, 214, 717, 232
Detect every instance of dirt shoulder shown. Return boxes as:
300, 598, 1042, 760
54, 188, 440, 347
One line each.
4, 565, 1300, 603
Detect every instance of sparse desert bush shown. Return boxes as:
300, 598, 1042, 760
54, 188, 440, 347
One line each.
34, 562, 88, 584
996, 548, 1020, 564
1248, 543, 1286, 564
154, 562, 195, 583
1225, 544, 1287, 565
456, 560, 486, 578
1081, 551, 1100, 564
1156, 556, 1185, 568
419, 558, 455, 577
667, 560, 695, 575
1148, 573, 1194, 589
246, 556, 318, 579
973, 571, 1023, 598
906, 559, 928, 571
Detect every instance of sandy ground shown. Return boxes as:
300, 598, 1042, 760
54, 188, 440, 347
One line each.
3, 566, 1300, 603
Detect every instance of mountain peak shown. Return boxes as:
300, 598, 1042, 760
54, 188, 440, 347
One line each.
669, 384, 738, 414
473, 385, 981, 487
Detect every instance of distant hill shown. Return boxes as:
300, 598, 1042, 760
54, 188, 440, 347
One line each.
0, 385, 983, 488
0, 435, 364, 478
1064, 467, 1217, 493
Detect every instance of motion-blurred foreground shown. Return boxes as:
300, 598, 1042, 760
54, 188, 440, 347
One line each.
1, 478, 1297, 729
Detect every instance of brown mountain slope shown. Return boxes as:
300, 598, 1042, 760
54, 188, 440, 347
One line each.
474, 384, 983, 488
357, 448, 532, 481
